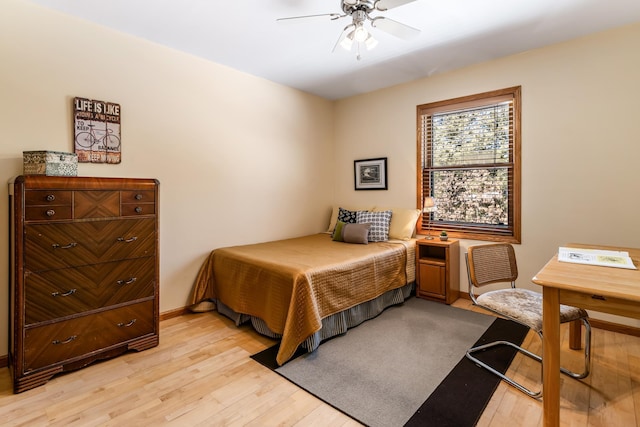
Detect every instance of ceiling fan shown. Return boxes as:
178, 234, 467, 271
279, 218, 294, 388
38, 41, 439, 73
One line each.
277, 0, 421, 60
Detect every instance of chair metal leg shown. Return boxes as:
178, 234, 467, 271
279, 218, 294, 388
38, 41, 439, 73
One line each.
466, 340, 542, 398
465, 318, 592, 399
560, 318, 591, 380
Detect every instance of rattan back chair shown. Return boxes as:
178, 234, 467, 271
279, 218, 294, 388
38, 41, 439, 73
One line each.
465, 243, 591, 399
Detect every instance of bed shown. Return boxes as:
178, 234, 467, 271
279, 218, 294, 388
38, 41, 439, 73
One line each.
190, 206, 420, 365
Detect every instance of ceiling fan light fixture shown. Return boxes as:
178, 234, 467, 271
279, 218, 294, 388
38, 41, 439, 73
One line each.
354, 24, 369, 42
281, 0, 420, 59
365, 34, 378, 50
340, 33, 354, 51
340, 26, 377, 54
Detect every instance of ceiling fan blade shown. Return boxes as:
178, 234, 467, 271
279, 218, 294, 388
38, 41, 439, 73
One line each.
374, 0, 418, 11
277, 13, 342, 22
371, 16, 420, 40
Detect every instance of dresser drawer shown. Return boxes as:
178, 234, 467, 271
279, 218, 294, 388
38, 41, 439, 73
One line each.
121, 190, 156, 217
24, 190, 72, 206
24, 189, 72, 223
25, 257, 156, 325
121, 203, 156, 217
23, 300, 155, 372
25, 206, 73, 222
25, 218, 156, 271
121, 190, 155, 204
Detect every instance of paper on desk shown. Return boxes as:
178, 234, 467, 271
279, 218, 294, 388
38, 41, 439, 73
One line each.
558, 247, 637, 270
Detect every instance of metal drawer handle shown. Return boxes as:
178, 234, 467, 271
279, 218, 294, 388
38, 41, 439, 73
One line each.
46, 194, 56, 202
46, 209, 56, 217
52, 288, 77, 297
52, 242, 78, 249
52, 335, 77, 345
117, 236, 138, 243
117, 319, 137, 328
135, 194, 143, 200
135, 206, 143, 213
116, 277, 137, 285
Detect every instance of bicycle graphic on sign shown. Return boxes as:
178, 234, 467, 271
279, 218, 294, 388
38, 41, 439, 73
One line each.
75, 122, 121, 151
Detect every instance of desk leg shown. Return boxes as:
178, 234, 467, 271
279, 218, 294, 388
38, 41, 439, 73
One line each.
543, 287, 561, 427
569, 320, 582, 350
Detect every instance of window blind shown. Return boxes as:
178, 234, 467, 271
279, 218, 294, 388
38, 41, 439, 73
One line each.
416, 87, 521, 242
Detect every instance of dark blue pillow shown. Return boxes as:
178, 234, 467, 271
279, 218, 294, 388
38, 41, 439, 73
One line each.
337, 207, 358, 224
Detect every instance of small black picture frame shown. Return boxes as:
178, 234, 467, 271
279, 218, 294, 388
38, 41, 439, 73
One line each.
354, 157, 387, 190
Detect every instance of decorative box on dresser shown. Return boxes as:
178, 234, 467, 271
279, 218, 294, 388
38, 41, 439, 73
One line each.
8, 176, 159, 393
415, 238, 460, 304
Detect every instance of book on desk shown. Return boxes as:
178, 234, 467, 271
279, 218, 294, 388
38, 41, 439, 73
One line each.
558, 247, 637, 270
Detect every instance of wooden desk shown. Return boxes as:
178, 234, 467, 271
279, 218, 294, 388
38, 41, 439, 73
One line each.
532, 244, 640, 427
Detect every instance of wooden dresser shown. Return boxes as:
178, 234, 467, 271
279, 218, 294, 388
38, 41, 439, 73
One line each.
8, 176, 159, 393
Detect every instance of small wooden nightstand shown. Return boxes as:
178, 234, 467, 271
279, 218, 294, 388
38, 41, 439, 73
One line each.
415, 238, 460, 304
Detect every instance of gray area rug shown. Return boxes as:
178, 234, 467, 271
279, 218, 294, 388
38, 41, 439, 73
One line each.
276, 297, 495, 427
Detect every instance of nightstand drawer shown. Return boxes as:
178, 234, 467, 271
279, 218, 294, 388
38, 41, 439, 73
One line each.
418, 262, 445, 299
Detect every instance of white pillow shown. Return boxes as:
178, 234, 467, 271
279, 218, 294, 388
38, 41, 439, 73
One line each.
373, 207, 420, 240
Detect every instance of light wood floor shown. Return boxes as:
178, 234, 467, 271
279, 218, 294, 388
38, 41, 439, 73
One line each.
1, 299, 639, 426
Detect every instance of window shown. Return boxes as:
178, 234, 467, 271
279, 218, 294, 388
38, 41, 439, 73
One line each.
417, 86, 521, 243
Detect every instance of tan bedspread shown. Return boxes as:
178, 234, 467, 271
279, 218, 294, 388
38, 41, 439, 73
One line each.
191, 233, 415, 365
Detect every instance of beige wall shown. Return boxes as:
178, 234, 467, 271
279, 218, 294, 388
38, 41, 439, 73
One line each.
1, 1, 639, 360
0, 0, 334, 355
334, 23, 640, 325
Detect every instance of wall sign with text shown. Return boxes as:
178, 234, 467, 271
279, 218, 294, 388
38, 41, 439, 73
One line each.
73, 97, 121, 164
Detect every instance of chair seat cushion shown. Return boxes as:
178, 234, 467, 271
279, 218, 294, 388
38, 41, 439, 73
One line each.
477, 288, 588, 333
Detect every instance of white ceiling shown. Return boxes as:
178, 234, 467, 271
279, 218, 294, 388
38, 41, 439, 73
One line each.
27, 0, 640, 100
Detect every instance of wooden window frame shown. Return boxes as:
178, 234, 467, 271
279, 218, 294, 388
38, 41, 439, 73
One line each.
416, 86, 521, 243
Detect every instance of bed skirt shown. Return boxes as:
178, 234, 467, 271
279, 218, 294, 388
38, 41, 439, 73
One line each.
217, 282, 415, 358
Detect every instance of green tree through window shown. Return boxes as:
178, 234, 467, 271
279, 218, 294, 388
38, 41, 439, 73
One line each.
417, 87, 521, 243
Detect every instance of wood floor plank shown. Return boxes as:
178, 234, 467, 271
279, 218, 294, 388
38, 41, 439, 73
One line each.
0, 300, 639, 426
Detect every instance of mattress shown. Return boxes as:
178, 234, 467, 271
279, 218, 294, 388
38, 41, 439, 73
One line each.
191, 233, 416, 364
